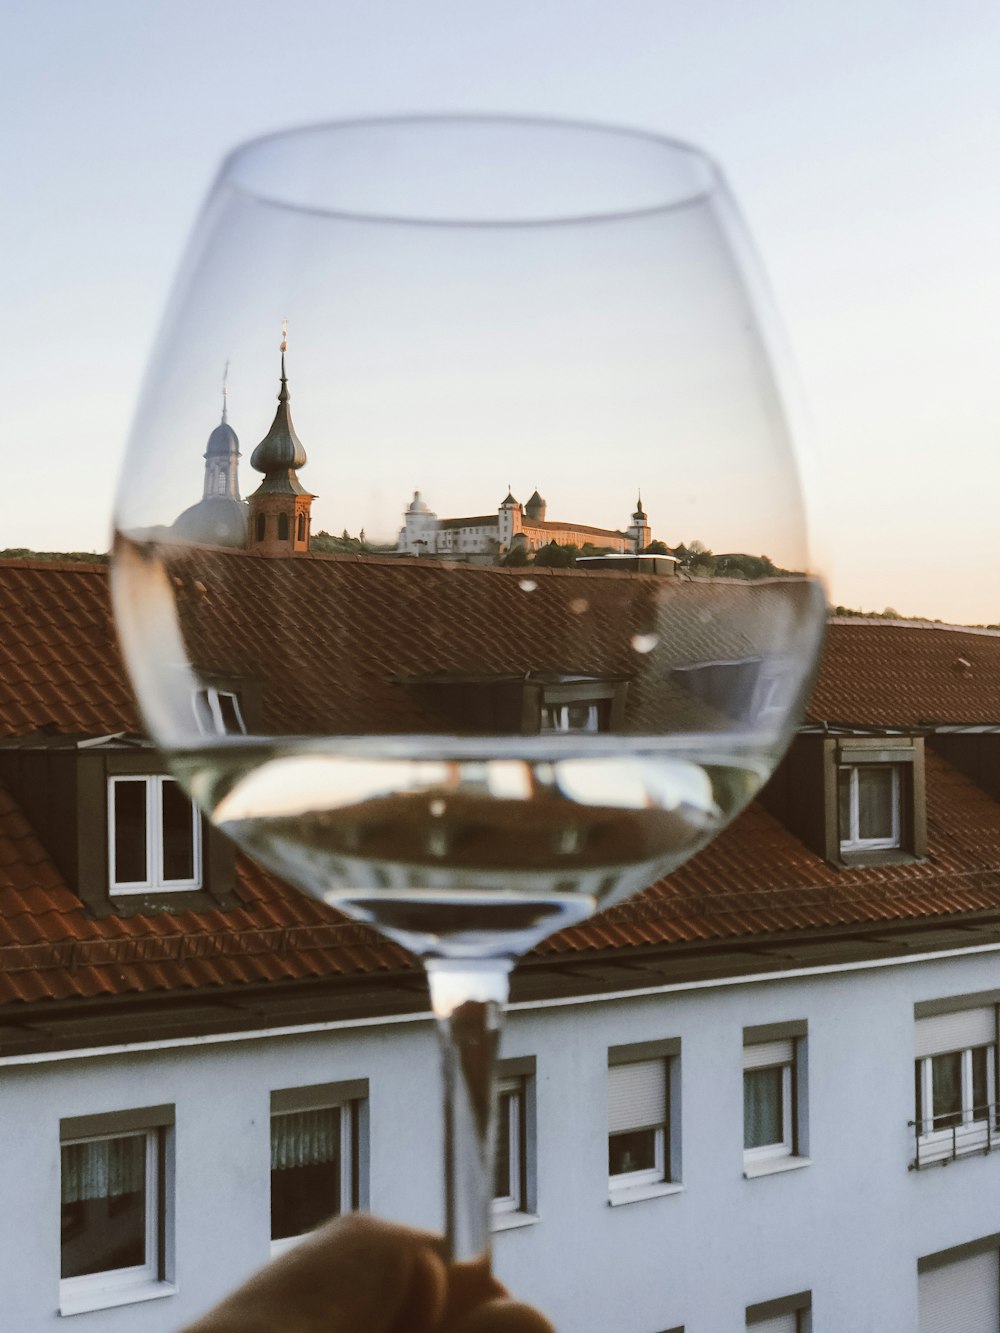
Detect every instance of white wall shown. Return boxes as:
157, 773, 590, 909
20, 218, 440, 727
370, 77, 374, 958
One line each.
4, 945, 1000, 1330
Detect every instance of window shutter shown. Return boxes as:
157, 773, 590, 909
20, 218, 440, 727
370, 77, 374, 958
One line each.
916, 1008, 996, 1058
919, 1249, 1000, 1333
748, 1315, 797, 1333
608, 1060, 666, 1133
744, 1039, 794, 1071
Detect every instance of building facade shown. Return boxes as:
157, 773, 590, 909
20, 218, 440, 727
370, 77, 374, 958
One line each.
2, 561, 1000, 1329
397, 489, 652, 559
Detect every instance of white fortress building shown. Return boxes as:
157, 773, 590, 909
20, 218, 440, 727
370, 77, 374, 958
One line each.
397, 488, 652, 559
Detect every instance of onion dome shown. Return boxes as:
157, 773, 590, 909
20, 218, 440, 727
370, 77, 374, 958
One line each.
633, 491, 647, 521
407, 491, 431, 514
206, 418, 240, 458
249, 349, 309, 496
524, 489, 546, 520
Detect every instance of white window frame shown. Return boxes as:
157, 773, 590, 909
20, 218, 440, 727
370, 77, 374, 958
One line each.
540, 701, 601, 734
59, 1125, 169, 1316
838, 763, 901, 851
916, 1045, 997, 1159
269, 1099, 356, 1257
492, 1077, 525, 1215
191, 686, 246, 736
108, 776, 202, 895
743, 1040, 795, 1164
608, 1058, 669, 1193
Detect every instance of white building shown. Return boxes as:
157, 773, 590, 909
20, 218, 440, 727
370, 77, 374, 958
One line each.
2, 561, 1000, 1331
397, 488, 651, 558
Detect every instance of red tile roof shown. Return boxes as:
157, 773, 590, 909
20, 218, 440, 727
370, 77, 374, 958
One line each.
809, 618, 1000, 727
539, 749, 1000, 954
1, 559, 1000, 1008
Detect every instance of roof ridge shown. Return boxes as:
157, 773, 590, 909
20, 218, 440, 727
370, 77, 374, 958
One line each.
0, 558, 108, 575
828, 617, 1000, 637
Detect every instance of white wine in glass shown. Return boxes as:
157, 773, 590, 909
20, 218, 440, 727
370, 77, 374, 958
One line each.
111, 115, 825, 1280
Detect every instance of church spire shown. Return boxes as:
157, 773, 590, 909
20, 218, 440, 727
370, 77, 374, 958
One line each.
246, 324, 314, 555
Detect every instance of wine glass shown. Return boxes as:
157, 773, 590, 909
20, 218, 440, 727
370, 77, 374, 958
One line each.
111, 115, 825, 1287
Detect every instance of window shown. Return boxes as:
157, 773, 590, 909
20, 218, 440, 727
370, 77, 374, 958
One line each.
608, 1041, 680, 1199
758, 732, 926, 866
919, 1238, 1000, 1333
493, 1077, 526, 1214
278, 512, 290, 541
743, 1023, 808, 1176
539, 681, 620, 735
913, 1005, 998, 1166
60, 1105, 174, 1315
297, 512, 306, 542
838, 763, 900, 850
541, 701, 601, 733
192, 687, 246, 736
256, 512, 266, 542
108, 776, 201, 894
270, 1081, 367, 1254
492, 1056, 536, 1227
746, 1292, 811, 1331
831, 738, 925, 864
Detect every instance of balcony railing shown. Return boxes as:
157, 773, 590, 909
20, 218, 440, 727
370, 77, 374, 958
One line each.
909, 1106, 1000, 1169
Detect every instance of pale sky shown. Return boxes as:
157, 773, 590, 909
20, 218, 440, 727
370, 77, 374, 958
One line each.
2, 0, 998, 623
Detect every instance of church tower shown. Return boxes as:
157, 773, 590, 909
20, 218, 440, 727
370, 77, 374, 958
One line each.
246, 326, 314, 556
626, 493, 650, 553
172, 368, 248, 547
203, 365, 241, 501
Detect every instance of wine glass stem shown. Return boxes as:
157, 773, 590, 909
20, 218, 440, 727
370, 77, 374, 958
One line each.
425, 957, 513, 1265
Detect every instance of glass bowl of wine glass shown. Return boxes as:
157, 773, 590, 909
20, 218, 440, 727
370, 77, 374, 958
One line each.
111, 114, 825, 1278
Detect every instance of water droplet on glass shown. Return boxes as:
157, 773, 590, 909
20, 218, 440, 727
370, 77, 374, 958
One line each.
429, 799, 446, 817
631, 633, 659, 654
570, 597, 589, 615
518, 579, 537, 592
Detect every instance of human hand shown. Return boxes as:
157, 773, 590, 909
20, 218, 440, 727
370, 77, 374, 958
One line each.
181, 1213, 555, 1333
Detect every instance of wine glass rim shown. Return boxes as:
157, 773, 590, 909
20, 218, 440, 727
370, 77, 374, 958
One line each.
217, 112, 724, 228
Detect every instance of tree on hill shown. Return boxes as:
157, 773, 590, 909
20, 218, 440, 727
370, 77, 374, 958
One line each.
532, 541, 578, 568
311, 529, 393, 556
0, 548, 108, 564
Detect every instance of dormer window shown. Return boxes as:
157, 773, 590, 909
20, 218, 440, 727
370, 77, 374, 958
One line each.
759, 731, 926, 867
838, 764, 901, 852
541, 701, 601, 734
539, 681, 620, 734
109, 776, 201, 895
193, 687, 247, 736
831, 738, 925, 865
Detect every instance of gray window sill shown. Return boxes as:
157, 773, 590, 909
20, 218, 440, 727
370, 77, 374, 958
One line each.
608, 1180, 684, 1206
60, 1281, 177, 1317
491, 1211, 540, 1233
743, 1154, 811, 1180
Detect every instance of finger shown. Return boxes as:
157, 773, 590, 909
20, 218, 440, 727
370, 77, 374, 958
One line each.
439, 1256, 510, 1329
183, 1215, 448, 1333
449, 1297, 557, 1333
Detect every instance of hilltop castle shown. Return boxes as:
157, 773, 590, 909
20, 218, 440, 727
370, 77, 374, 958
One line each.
397, 489, 651, 559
